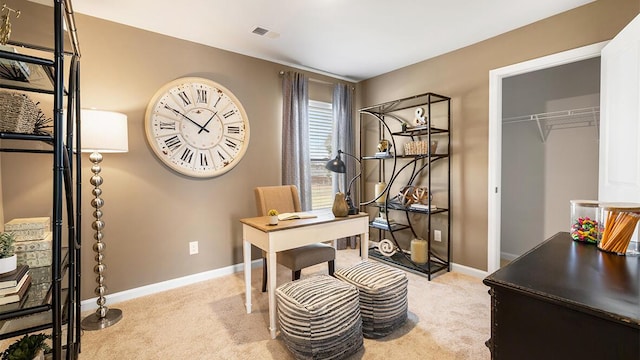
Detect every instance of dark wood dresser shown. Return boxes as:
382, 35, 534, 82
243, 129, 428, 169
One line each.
483, 232, 639, 360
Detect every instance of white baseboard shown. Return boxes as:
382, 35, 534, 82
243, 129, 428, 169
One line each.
500, 251, 520, 262
451, 262, 489, 279
81, 259, 262, 312
82, 258, 488, 311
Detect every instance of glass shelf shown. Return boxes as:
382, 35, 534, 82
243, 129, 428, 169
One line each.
0, 247, 69, 322
359, 92, 450, 115
369, 247, 448, 277
0, 288, 70, 339
0, 49, 55, 94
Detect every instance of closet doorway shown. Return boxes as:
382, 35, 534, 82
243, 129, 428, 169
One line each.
500, 57, 601, 263
487, 42, 607, 272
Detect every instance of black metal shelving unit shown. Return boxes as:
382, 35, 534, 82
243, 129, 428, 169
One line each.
0, 1, 81, 359
359, 92, 451, 280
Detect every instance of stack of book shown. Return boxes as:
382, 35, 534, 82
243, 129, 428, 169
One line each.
0, 264, 31, 309
371, 217, 398, 230
5, 217, 52, 303
374, 152, 393, 158
409, 203, 437, 212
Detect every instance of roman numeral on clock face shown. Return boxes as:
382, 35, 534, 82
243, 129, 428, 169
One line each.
226, 125, 240, 134
180, 147, 194, 163
159, 121, 176, 130
178, 91, 191, 106
225, 138, 238, 149
200, 152, 209, 167
213, 96, 222, 108
223, 110, 235, 119
196, 89, 208, 104
164, 135, 182, 152
164, 104, 181, 116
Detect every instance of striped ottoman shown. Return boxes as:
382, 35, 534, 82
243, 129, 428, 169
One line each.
335, 261, 408, 338
276, 275, 363, 360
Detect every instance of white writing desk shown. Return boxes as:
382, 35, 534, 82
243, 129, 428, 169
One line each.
241, 209, 369, 339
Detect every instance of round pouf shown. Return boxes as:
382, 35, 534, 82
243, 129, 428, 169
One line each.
276, 275, 363, 360
335, 261, 408, 338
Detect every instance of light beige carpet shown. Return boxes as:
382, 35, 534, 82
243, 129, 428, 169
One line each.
7, 249, 492, 359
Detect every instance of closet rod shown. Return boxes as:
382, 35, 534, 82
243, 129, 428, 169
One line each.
502, 106, 599, 124
503, 106, 600, 143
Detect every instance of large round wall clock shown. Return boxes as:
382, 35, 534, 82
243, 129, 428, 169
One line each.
144, 77, 250, 178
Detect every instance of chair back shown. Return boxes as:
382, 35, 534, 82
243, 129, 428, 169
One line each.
254, 185, 302, 216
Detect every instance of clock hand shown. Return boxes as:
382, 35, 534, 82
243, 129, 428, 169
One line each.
198, 112, 217, 134
166, 105, 210, 133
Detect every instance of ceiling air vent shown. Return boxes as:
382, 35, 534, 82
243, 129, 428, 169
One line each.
252, 27, 269, 36
251, 26, 280, 39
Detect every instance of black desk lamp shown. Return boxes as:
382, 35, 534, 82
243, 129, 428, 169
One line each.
325, 150, 361, 215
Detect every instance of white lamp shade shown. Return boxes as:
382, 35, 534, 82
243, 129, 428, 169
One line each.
81, 109, 129, 153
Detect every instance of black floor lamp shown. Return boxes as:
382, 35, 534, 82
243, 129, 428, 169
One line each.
325, 150, 361, 215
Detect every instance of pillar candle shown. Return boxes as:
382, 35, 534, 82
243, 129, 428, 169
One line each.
411, 238, 428, 264
375, 182, 386, 204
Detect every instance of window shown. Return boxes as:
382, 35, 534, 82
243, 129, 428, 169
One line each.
308, 100, 334, 209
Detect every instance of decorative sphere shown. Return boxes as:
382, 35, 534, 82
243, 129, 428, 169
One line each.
94, 285, 106, 296
96, 275, 104, 284
92, 219, 105, 231
95, 253, 104, 262
96, 307, 108, 318
90, 175, 103, 186
94, 232, 103, 241
91, 197, 104, 209
89, 152, 103, 163
93, 241, 105, 252
94, 263, 106, 274
96, 297, 106, 306
91, 164, 102, 174
93, 209, 103, 219
92, 188, 102, 197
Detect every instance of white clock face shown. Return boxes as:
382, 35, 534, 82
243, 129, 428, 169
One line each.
144, 77, 250, 178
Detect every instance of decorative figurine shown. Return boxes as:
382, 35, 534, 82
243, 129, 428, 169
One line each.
0, 5, 20, 45
415, 107, 428, 126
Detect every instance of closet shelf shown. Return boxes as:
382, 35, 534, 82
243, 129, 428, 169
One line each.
503, 106, 600, 143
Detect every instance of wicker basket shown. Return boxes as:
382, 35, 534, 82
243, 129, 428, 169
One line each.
0, 91, 39, 133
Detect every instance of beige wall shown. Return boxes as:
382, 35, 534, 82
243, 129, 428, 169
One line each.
360, 0, 639, 270
0, 0, 352, 299
1, 0, 638, 300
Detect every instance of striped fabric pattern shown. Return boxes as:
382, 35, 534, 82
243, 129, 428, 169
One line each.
335, 261, 408, 338
276, 275, 363, 359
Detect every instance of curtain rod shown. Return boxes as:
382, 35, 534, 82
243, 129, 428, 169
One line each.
279, 70, 354, 89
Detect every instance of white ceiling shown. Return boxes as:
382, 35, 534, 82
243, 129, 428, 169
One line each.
42, 0, 594, 82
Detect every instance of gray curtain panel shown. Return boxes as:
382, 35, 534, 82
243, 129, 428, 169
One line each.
333, 83, 356, 249
333, 83, 355, 200
281, 71, 312, 210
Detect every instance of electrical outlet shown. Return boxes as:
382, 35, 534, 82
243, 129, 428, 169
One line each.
434, 230, 442, 242
189, 241, 199, 255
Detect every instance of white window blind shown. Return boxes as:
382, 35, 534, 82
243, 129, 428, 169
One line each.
308, 100, 333, 209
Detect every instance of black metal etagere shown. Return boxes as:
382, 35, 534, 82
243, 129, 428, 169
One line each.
0, 1, 81, 358
359, 92, 451, 280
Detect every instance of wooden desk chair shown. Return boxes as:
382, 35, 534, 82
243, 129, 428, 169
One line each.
254, 185, 336, 292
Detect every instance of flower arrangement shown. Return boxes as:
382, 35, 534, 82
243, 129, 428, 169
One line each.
267, 209, 279, 216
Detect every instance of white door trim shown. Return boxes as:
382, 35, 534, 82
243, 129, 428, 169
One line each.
487, 41, 608, 273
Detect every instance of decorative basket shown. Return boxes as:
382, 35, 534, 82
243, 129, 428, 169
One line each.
0, 91, 39, 133
404, 139, 438, 155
